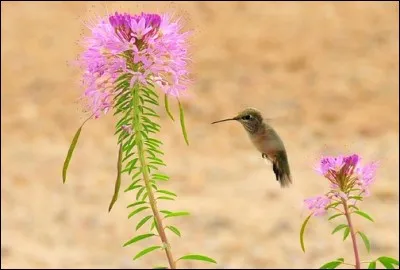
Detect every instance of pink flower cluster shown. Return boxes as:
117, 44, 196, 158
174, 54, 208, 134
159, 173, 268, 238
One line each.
304, 195, 331, 216
305, 154, 378, 216
78, 12, 191, 118
314, 154, 378, 193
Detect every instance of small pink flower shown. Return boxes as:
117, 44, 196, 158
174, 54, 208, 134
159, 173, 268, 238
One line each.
121, 124, 133, 134
355, 161, 379, 196
304, 195, 331, 216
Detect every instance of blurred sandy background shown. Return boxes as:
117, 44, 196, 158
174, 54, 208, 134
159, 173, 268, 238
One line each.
1, 1, 399, 269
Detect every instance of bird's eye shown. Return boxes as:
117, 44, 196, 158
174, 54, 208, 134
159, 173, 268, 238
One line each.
242, 115, 252, 120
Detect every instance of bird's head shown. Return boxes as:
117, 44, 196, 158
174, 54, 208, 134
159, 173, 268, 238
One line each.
211, 108, 264, 134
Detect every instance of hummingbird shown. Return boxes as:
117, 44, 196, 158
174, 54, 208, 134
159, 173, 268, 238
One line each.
211, 108, 292, 188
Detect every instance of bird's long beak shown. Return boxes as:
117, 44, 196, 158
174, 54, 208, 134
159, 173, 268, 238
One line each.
211, 117, 238, 124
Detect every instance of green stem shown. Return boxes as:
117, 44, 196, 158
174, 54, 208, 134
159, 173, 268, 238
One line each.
342, 198, 361, 269
132, 85, 176, 269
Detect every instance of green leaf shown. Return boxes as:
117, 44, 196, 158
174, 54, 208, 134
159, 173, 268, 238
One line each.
331, 224, 348, 235
62, 115, 92, 183
153, 266, 168, 269
348, 205, 360, 211
178, 254, 217, 264
157, 190, 177, 197
122, 151, 135, 163
124, 184, 142, 192
126, 158, 139, 172
328, 213, 344, 221
143, 97, 159, 106
164, 94, 175, 121
160, 210, 172, 215
150, 218, 158, 231
349, 196, 363, 201
343, 227, 350, 241
326, 202, 341, 209
136, 215, 153, 231
157, 196, 175, 201
152, 174, 170, 182
354, 210, 374, 222
141, 191, 148, 201
177, 98, 189, 146
357, 231, 370, 253
166, 225, 181, 237
300, 213, 312, 252
377, 257, 399, 269
136, 186, 146, 201
127, 201, 147, 208
108, 144, 123, 212
319, 260, 343, 269
128, 206, 149, 219
368, 261, 376, 269
165, 211, 190, 218
133, 245, 162, 260
124, 178, 142, 192
123, 233, 155, 247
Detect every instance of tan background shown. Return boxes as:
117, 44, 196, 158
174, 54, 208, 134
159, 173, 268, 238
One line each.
1, 1, 399, 269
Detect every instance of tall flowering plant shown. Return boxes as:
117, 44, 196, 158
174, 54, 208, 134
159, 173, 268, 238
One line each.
300, 154, 399, 269
62, 12, 216, 269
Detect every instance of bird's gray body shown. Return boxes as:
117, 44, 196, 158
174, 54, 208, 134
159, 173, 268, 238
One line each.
212, 108, 292, 188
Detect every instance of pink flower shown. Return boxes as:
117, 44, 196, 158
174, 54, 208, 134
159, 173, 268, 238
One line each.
314, 154, 378, 195
121, 124, 133, 134
77, 12, 191, 118
355, 161, 379, 196
304, 195, 331, 216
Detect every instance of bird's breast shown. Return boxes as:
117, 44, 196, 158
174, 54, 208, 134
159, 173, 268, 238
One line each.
249, 131, 283, 155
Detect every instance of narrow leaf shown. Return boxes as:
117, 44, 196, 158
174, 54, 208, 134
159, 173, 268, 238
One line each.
348, 205, 360, 211
343, 227, 350, 241
165, 211, 190, 218
349, 196, 363, 201
153, 266, 168, 269
62, 115, 92, 183
108, 144, 123, 212
328, 213, 344, 221
136, 215, 153, 231
136, 186, 146, 201
157, 196, 175, 201
357, 231, 371, 253
166, 225, 181, 237
354, 210, 374, 222
326, 202, 341, 209
133, 246, 162, 260
150, 218, 158, 231
152, 173, 170, 181
123, 233, 155, 247
157, 190, 177, 197
128, 206, 149, 219
124, 178, 143, 192
177, 98, 189, 145
164, 94, 175, 121
178, 254, 217, 264
127, 201, 147, 208
331, 224, 348, 235
319, 260, 343, 269
300, 213, 313, 252
160, 210, 172, 215
368, 261, 376, 269
378, 259, 395, 269
378, 257, 399, 269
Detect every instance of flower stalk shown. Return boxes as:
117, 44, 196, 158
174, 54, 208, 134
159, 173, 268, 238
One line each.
133, 85, 176, 269
342, 198, 361, 269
